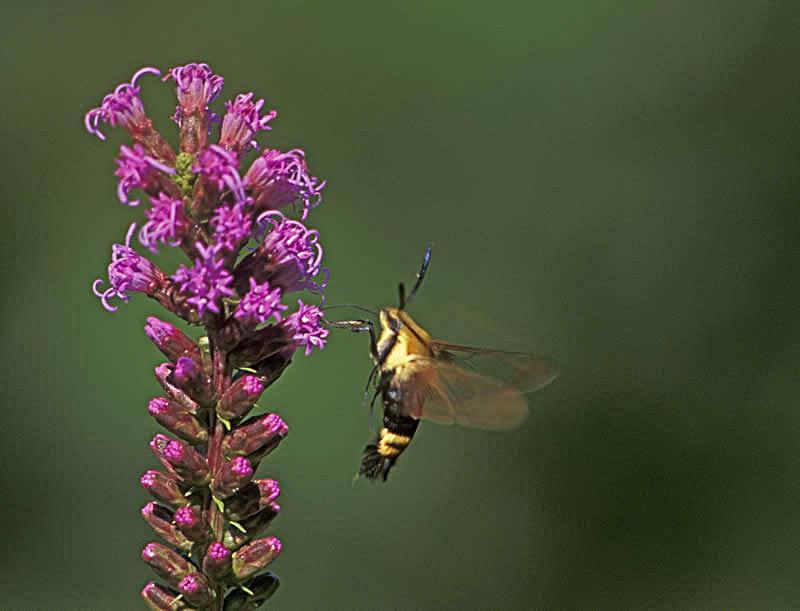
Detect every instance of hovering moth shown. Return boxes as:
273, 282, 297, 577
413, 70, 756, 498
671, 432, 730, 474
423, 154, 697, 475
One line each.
330, 247, 558, 481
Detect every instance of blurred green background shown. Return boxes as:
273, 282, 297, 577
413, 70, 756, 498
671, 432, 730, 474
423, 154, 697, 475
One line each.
2, 1, 799, 608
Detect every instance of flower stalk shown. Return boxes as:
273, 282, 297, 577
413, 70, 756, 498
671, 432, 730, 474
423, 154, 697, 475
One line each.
87, 62, 328, 609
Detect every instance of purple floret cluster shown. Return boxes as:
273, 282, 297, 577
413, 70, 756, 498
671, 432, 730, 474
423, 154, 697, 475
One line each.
86, 61, 328, 609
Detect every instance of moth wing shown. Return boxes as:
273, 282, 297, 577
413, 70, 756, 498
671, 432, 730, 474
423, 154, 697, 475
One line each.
400, 357, 530, 430
429, 341, 559, 394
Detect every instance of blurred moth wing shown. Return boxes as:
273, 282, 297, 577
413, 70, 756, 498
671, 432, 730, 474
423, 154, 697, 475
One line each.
398, 344, 559, 430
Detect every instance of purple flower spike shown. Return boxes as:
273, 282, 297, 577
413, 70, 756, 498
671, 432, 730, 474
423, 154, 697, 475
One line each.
210, 200, 252, 253
234, 277, 288, 328
139, 193, 188, 253
88, 61, 328, 604
285, 300, 329, 356
172, 243, 235, 318
85, 67, 161, 140
246, 148, 326, 219
193, 144, 246, 204
164, 62, 224, 125
114, 144, 175, 207
220, 92, 277, 153
93, 223, 166, 312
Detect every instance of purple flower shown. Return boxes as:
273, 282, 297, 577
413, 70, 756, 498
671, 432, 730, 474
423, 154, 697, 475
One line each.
258, 211, 326, 292
93, 223, 165, 312
139, 193, 187, 253
114, 144, 175, 207
234, 277, 288, 327
171, 243, 235, 317
210, 200, 252, 252
285, 300, 328, 356
84, 67, 161, 141
163, 62, 224, 125
193, 144, 245, 204
220, 92, 276, 153
246, 148, 326, 219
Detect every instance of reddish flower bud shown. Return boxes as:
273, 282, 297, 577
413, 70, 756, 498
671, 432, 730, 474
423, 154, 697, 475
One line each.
223, 502, 281, 550
140, 470, 189, 507
141, 582, 192, 611
212, 456, 254, 499
178, 572, 215, 607
217, 375, 264, 420
174, 505, 211, 543
224, 479, 280, 521
163, 440, 210, 485
232, 536, 282, 581
141, 542, 194, 585
173, 356, 214, 404
203, 541, 232, 579
141, 502, 193, 552
223, 573, 281, 610
148, 397, 208, 444
222, 413, 288, 460
149, 434, 180, 478
145, 316, 202, 364
155, 363, 199, 412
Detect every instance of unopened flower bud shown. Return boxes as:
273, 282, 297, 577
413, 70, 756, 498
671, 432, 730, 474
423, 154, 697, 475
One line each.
222, 413, 287, 461
145, 316, 201, 364
178, 572, 215, 607
232, 536, 282, 581
163, 440, 210, 485
148, 397, 208, 444
173, 356, 214, 404
217, 375, 263, 420
150, 434, 180, 478
141, 502, 192, 551
140, 470, 189, 507
224, 479, 280, 522
174, 505, 211, 542
212, 456, 254, 499
223, 502, 281, 550
141, 582, 192, 611
155, 363, 198, 412
141, 542, 194, 585
202, 541, 232, 579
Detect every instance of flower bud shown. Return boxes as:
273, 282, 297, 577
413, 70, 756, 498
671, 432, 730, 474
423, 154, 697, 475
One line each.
217, 375, 263, 421
145, 316, 202, 364
173, 356, 214, 404
222, 413, 287, 460
150, 434, 180, 478
212, 456, 254, 499
203, 541, 232, 579
155, 363, 199, 412
174, 505, 211, 543
223, 573, 280, 610
141, 502, 193, 552
148, 397, 208, 444
223, 503, 280, 550
141, 542, 194, 585
163, 440, 210, 485
232, 536, 282, 581
141, 582, 192, 611
224, 478, 279, 521
140, 470, 189, 507
178, 572, 215, 607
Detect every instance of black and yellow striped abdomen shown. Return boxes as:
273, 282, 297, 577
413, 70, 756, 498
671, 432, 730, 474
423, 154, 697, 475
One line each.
359, 381, 420, 481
